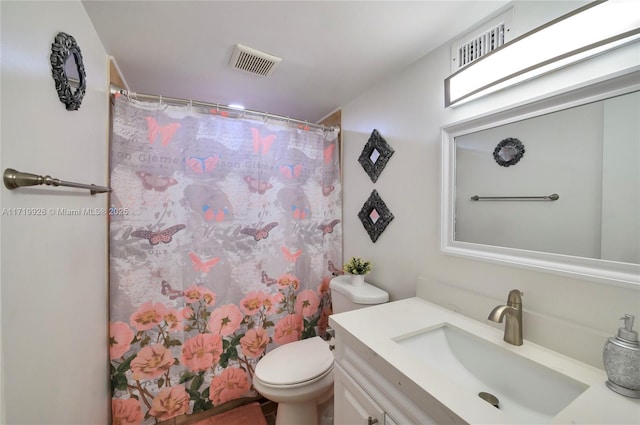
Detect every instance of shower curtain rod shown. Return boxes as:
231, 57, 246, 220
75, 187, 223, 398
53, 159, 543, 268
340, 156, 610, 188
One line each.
109, 84, 336, 132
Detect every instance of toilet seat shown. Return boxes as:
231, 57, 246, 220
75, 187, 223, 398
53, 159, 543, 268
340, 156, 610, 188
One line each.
254, 363, 334, 390
254, 336, 334, 387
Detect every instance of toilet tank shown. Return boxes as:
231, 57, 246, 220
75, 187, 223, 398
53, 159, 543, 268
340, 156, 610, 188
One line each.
329, 275, 389, 314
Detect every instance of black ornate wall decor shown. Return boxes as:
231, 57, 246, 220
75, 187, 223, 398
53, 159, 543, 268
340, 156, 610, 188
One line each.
493, 137, 525, 167
50, 32, 86, 111
358, 129, 394, 182
358, 190, 394, 243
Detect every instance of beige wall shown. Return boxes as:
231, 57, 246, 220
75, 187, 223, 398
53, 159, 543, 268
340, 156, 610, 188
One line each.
0, 1, 110, 423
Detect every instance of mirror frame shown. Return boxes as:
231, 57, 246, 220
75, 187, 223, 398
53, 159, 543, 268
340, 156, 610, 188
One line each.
50, 32, 86, 111
358, 129, 394, 183
358, 189, 394, 243
441, 71, 640, 288
493, 138, 525, 167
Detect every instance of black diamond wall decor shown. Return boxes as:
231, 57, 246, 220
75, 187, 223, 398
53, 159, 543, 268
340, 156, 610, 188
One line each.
358, 190, 394, 243
358, 129, 394, 183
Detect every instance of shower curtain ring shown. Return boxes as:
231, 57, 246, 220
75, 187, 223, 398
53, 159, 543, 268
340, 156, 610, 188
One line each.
158, 95, 163, 105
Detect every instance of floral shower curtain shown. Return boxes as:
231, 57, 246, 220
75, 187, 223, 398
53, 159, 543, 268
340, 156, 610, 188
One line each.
108, 95, 342, 424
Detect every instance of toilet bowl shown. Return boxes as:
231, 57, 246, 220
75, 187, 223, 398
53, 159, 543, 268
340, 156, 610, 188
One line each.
253, 336, 334, 425
253, 276, 389, 425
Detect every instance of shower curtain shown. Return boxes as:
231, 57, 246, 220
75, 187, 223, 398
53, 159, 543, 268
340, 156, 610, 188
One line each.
108, 95, 342, 423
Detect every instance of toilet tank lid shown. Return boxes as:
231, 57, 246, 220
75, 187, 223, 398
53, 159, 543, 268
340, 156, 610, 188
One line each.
330, 276, 389, 304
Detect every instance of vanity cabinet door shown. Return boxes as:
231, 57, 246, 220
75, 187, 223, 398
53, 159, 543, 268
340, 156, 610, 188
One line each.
334, 364, 384, 425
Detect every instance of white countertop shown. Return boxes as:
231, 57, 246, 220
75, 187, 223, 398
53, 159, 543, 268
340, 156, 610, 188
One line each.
329, 297, 640, 425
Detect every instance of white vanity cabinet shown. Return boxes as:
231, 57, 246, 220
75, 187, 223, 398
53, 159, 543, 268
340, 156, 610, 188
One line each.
331, 325, 456, 425
334, 364, 385, 425
330, 298, 640, 425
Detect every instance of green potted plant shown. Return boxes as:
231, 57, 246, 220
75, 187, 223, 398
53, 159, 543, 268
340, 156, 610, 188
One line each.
343, 257, 372, 286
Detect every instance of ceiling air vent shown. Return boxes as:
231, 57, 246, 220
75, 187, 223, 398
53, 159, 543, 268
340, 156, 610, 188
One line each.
229, 44, 281, 77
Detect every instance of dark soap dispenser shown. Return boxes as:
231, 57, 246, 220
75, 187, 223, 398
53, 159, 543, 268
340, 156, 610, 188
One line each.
603, 314, 640, 398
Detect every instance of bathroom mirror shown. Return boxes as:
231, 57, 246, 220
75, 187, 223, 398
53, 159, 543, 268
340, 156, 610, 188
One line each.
441, 72, 640, 288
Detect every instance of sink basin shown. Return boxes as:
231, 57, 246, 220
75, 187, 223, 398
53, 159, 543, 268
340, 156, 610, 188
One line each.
393, 323, 589, 424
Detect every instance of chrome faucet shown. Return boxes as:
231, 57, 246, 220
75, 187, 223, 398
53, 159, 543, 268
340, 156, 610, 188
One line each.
488, 289, 524, 346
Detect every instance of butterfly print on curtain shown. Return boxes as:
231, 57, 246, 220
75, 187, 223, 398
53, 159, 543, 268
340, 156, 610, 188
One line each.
281, 246, 302, 263
240, 222, 278, 241
244, 176, 273, 194
250, 128, 276, 155
279, 163, 303, 179
130, 224, 186, 245
202, 205, 227, 222
186, 155, 219, 174
261, 271, 277, 287
136, 171, 178, 192
161, 280, 184, 300
188, 252, 220, 273
321, 183, 335, 196
318, 219, 340, 236
146, 116, 180, 146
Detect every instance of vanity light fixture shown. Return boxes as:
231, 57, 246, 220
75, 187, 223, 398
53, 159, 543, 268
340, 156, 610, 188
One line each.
445, 0, 640, 107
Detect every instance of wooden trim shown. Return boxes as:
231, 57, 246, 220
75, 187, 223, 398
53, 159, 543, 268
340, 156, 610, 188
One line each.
109, 57, 127, 88
318, 108, 341, 128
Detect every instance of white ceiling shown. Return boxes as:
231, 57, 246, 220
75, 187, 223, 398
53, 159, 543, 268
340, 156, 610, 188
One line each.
83, 1, 509, 122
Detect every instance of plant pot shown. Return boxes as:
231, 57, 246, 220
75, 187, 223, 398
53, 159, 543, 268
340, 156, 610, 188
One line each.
350, 274, 365, 286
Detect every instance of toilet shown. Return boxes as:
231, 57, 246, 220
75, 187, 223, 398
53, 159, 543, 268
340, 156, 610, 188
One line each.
253, 275, 389, 425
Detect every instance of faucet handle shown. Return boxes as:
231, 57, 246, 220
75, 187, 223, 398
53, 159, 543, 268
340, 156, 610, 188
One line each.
507, 289, 523, 306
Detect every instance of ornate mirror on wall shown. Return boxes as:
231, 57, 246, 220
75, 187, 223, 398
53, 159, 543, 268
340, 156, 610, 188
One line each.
358, 129, 394, 183
50, 32, 86, 111
493, 137, 525, 167
358, 190, 394, 243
